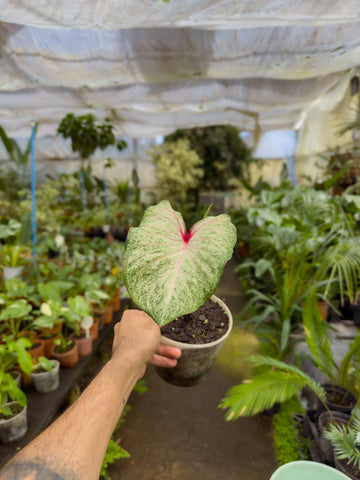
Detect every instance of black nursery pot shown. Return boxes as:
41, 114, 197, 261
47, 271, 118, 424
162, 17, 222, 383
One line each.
319, 383, 357, 415
351, 304, 360, 327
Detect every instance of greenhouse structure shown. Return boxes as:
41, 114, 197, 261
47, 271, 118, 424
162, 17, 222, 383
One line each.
1, 2, 360, 479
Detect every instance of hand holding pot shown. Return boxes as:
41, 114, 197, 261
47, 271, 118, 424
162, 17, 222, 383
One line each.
112, 310, 181, 378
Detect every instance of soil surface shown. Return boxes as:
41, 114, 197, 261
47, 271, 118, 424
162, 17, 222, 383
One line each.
161, 300, 229, 344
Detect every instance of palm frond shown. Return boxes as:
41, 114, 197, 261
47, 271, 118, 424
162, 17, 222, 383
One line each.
302, 291, 336, 379
338, 333, 360, 386
219, 356, 326, 420
323, 424, 360, 470
317, 240, 360, 303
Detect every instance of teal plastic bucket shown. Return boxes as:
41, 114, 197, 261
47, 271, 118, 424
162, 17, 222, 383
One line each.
270, 461, 351, 480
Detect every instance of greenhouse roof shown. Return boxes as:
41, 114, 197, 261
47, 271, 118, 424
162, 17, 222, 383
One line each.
0, 1, 359, 147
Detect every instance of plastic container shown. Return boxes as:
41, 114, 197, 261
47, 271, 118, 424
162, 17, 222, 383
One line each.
270, 460, 352, 480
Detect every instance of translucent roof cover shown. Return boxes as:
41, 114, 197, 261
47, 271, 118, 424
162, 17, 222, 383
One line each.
0, 0, 359, 159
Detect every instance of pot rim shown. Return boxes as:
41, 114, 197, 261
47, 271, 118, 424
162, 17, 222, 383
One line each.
0, 402, 27, 424
31, 359, 60, 377
160, 295, 233, 350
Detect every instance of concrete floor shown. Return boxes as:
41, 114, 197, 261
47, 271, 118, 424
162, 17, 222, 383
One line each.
108, 258, 277, 480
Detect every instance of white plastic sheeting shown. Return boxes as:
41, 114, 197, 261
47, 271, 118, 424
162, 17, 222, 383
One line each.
0, 0, 360, 161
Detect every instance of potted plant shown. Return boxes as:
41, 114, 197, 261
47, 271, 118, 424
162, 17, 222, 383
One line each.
0, 336, 33, 443
64, 295, 93, 357
0, 218, 31, 281
31, 356, 60, 394
0, 298, 33, 339
85, 288, 111, 328
124, 200, 237, 386
32, 300, 64, 357
51, 333, 79, 368
323, 406, 360, 479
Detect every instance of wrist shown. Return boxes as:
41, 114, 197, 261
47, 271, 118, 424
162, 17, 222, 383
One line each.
106, 350, 145, 384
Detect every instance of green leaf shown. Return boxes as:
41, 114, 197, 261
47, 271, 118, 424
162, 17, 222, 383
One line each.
0, 300, 32, 320
219, 355, 326, 419
124, 200, 237, 326
303, 291, 336, 379
254, 259, 273, 278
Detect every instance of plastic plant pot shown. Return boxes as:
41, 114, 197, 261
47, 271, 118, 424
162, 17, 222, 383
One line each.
270, 460, 352, 480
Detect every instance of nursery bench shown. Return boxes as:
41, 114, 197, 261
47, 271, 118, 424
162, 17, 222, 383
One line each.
0, 307, 124, 469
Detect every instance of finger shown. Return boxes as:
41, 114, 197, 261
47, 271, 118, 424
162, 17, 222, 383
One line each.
148, 353, 179, 368
155, 344, 182, 359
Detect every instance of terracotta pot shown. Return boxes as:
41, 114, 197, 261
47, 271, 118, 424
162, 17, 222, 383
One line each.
112, 295, 121, 312
155, 295, 233, 387
317, 301, 329, 321
81, 317, 99, 341
103, 304, 114, 325
71, 334, 92, 358
38, 334, 60, 358
0, 402, 27, 443
27, 339, 45, 361
51, 340, 79, 368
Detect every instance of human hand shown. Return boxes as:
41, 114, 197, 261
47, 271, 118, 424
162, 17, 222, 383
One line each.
112, 309, 181, 377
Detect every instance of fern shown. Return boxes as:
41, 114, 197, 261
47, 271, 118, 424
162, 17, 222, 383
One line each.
219, 356, 326, 419
100, 439, 130, 480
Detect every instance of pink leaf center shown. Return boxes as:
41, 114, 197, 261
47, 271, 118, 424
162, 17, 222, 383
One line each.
181, 228, 193, 244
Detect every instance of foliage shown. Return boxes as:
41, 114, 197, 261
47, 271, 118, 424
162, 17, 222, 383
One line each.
273, 397, 308, 466
323, 407, 360, 472
34, 356, 56, 373
234, 186, 360, 358
100, 439, 130, 479
100, 405, 132, 480
165, 125, 255, 192
219, 355, 327, 420
57, 113, 126, 160
124, 200, 236, 326
148, 138, 203, 210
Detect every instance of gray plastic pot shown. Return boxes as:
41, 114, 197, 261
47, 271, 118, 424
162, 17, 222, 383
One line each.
3, 266, 23, 281
31, 360, 60, 393
0, 402, 27, 443
155, 295, 233, 387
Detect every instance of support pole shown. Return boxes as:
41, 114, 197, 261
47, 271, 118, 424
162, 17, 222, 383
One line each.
285, 155, 298, 186
103, 163, 110, 217
30, 124, 37, 264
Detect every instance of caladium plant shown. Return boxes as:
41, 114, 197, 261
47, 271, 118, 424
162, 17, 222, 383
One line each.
124, 200, 237, 326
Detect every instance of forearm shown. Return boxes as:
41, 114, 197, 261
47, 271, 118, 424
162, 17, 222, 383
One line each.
0, 355, 141, 480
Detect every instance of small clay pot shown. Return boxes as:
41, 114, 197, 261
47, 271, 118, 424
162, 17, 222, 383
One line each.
112, 295, 121, 313
27, 339, 45, 361
102, 304, 114, 325
51, 340, 79, 368
71, 334, 92, 358
81, 317, 99, 341
38, 333, 60, 357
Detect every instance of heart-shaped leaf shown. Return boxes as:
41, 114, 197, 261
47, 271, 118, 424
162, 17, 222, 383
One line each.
124, 200, 237, 326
